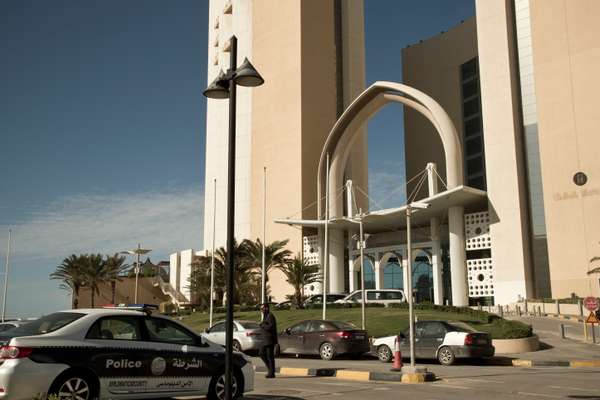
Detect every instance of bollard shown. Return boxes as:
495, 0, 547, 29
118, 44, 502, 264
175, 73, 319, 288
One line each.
391, 335, 403, 371
524, 300, 529, 315
556, 299, 560, 315
584, 322, 588, 341
578, 299, 584, 317
517, 305, 521, 317
559, 323, 565, 339
499, 305, 504, 318
593, 324, 597, 344
542, 301, 546, 315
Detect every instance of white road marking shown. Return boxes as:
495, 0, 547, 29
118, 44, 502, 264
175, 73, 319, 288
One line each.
517, 392, 563, 398
549, 385, 600, 393
454, 377, 505, 384
430, 383, 471, 390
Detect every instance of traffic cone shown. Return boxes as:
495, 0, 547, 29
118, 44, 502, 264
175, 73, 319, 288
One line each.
391, 335, 403, 371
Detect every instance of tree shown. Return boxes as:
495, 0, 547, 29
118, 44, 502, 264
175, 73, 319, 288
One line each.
81, 253, 109, 308
50, 254, 87, 309
278, 254, 321, 307
242, 238, 292, 301
189, 239, 259, 306
104, 254, 129, 304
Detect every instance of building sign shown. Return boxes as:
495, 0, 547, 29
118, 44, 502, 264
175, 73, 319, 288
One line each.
573, 172, 588, 186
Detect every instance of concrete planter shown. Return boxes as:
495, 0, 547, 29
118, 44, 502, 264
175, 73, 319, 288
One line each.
493, 334, 540, 354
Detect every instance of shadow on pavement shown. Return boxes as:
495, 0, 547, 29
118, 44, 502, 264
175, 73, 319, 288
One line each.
567, 396, 600, 399
246, 394, 305, 400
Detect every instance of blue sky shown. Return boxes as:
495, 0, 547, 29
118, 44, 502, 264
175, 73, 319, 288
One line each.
0, 0, 474, 316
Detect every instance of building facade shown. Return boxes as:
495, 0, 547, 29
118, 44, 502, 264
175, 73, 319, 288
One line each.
203, 0, 368, 301
403, 0, 600, 303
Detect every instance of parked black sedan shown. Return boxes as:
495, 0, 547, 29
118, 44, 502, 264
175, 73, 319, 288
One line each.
276, 320, 369, 360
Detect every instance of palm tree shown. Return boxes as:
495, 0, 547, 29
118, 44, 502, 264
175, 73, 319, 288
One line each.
242, 238, 292, 301
50, 254, 87, 309
82, 253, 109, 308
104, 253, 128, 304
278, 254, 321, 307
189, 239, 258, 306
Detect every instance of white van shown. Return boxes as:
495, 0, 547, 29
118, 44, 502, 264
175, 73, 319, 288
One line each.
334, 289, 406, 305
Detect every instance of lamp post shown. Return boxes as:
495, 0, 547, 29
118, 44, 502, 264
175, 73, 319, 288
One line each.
405, 202, 429, 369
121, 244, 151, 304
203, 35, 264, 400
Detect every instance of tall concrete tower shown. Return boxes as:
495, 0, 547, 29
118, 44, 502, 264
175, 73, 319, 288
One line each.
203, 0, 368, 301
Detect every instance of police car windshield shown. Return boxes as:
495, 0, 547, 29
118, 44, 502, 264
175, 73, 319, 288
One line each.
7, 312, 84, 335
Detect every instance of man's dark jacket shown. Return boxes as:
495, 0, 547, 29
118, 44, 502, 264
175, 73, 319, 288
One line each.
260, 311, 278, 345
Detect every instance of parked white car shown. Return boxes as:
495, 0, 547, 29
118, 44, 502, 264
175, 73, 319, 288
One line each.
371, 320, 494, 365
334, 289, 406, 306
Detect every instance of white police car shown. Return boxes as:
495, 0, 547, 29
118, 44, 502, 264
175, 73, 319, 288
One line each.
0, 305, 253, 400
371, 320, 494, 365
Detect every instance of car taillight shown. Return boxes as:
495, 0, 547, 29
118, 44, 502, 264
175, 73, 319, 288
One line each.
246, 331, 260, 337
0, 346, 33, 360
464, 334, 475, 346
337, 331, 353, 339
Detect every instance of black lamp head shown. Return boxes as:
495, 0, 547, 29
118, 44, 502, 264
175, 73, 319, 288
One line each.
203, 70, 230, 99
234, 58, 264, 87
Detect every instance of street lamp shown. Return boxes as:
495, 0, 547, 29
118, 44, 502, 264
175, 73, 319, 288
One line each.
121, 243, 151, 304
203, 35, 264, 400
406, 201, 429, 370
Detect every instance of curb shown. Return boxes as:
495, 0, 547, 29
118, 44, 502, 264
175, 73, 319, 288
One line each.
512, 359, 600, 368
254, 366, 435, 383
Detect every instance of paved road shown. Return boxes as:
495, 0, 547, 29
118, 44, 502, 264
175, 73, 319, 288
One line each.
248, 366, 600, 399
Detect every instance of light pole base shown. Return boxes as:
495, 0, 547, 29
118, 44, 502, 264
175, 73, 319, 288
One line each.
401, 365, 428, 374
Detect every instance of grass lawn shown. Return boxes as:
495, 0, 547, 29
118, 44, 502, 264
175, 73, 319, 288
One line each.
179, 307, 531, 339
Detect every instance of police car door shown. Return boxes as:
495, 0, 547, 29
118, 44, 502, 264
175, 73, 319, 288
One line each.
84, 315, 157, 397
142, 316, 213, 396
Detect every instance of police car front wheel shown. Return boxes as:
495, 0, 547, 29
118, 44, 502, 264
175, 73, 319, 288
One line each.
208, 370, 242, 400
48, 371, 98, 400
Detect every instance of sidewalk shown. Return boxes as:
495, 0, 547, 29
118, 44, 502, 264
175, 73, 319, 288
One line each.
507, 316, 600, 366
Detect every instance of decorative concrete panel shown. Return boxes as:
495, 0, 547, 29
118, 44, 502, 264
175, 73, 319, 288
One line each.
303, 235, 320, 266
467, 258, 494, 297
465, 211, 491, 250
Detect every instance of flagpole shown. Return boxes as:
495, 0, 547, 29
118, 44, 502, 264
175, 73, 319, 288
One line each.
261, 167, 267, 306
210, 178, 217, 327
2, 229, 11, 323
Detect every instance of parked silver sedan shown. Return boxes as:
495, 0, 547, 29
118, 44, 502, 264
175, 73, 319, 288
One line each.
202, 320, 266, 353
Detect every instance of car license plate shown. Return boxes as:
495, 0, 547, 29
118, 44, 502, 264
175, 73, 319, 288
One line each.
355, 334, 365, 340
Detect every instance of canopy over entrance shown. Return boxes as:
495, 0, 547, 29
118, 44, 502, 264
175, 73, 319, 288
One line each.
275, 185, 486, 233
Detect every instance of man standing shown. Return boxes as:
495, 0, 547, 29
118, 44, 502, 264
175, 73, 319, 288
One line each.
259, 303, 277, 378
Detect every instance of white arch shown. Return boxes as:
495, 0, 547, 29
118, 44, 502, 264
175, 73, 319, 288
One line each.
317, 81, 468, 306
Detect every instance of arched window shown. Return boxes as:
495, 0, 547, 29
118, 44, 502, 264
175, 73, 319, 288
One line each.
383, 259, 403, 290
412, 254, 433, 302
355, 259, 375, 290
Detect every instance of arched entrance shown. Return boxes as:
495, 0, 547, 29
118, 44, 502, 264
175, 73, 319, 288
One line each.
317, 81, 468, 306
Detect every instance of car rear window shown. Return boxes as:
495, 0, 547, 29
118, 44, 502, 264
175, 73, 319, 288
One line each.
239, 322, 260, 330
447, 321, 477, 333
329, 321, 358, 330
6, 312, 84, 336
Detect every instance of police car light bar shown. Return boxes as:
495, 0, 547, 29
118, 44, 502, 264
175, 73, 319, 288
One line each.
102, 304, 159, 313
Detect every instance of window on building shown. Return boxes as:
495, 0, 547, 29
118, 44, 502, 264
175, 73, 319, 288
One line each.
383, 262, 403, 289
460, 58, 486, 190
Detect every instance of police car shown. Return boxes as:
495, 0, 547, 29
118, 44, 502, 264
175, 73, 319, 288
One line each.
0, 305, 253, 400
371, 320, 494, 365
